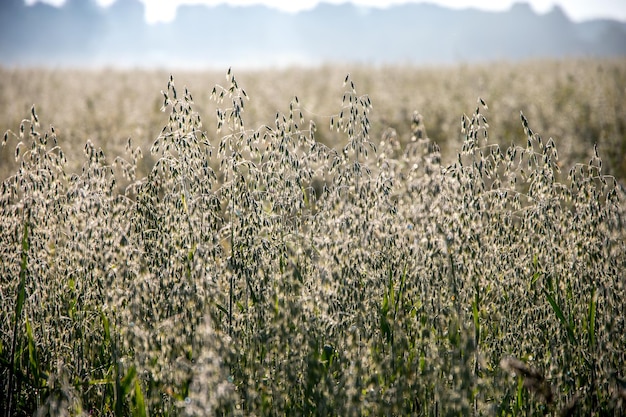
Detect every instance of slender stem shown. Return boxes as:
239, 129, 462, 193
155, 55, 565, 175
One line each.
229, 183, 235, 337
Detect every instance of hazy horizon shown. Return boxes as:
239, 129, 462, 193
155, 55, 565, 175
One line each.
4, 0, 626, 69
23, 0, 626, 23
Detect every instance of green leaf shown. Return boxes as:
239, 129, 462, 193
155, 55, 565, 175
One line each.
472, 298, 480, 345
381, 291, 389, 316
215, 302, 229, 316
15, 220, 29, 337
25, 317, 41, 387
120, 366, 137, 397
89, 378, 113, 386
133, 378, 147, 417
530, 271, 540, 288
516, 376, 524, 411
7, 217, 30, 417
545, 291, 576, 345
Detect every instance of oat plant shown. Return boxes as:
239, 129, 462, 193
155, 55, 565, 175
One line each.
1, 69, 625, 416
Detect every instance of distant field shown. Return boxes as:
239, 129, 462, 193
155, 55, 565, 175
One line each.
1, 59, 625, 416
2, 59, 625, 182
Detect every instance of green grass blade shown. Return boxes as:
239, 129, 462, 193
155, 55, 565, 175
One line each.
25, 317, 41, 388
15, 223, 28, 331
545, 291, 576, 345
100, 310, 111, 345
133, 378, 148, 417
121, 365, 138, 398
7, 217, 30, 417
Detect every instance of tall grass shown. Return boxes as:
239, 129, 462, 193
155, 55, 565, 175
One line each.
2, 59, 626, 184
1, 67, 625, 416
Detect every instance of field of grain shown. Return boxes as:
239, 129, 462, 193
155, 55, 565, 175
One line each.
1, 59, 625, 416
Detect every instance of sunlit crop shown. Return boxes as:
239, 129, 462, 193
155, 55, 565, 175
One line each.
1, 61, 625, 416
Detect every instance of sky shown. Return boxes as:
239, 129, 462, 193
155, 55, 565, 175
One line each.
25, 0, 626, 23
